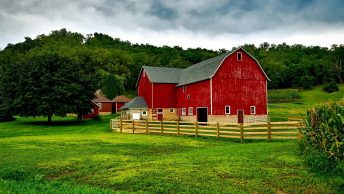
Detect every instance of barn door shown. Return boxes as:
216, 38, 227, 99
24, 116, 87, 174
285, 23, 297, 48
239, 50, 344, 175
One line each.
197, 108, 208, 122
157, 108, 163, 121
237, 109, 244, 123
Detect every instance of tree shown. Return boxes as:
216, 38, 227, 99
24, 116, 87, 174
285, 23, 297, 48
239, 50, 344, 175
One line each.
9, 50, 97, 123
102, 74, 124, 100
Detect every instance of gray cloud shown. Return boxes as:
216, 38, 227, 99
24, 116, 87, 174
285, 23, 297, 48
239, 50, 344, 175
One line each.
0, 0, 343, 49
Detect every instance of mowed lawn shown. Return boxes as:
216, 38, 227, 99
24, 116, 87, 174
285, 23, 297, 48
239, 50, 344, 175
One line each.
0, 116, 342, 193
268, 84, 344, 121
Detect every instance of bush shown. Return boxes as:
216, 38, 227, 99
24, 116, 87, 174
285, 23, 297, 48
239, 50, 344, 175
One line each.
323, 81, 339, 93
300, 101, 344, 174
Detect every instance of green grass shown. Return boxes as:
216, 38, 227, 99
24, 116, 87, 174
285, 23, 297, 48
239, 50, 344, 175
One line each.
268, 84, 344, 121
0, 116, 343, 193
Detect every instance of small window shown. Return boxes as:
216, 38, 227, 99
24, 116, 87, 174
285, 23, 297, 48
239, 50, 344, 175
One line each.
237, 52, 242, 61
250, 106, 256, 115
187, 94, 190, 99
183, 86, 186, 93
142, 110, 147, 115
169, 108, 174, 113
182, 108, 186, 116
225, 106, 230, 114
188, 107, 193, 116
157, 108, 163, 114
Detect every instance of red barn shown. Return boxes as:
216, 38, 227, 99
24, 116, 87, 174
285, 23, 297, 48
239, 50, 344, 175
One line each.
92, 92, 112, 115
112, 95, 131, 112
132, 48, 269, 123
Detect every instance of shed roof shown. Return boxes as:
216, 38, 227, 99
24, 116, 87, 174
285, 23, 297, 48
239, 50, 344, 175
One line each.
112, 95, 131, 103
120, 96, 148, 110
92, 93, 112, 103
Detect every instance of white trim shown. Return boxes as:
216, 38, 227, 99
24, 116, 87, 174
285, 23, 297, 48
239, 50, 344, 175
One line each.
210, 47, 270, 81
183, 86, 186, 93
115, 103, 117, 111
250, 106, 256, 115
151, 83, 154, 108
157, 108, 163, 114
181, 108, 186, 116
142, 110, 147, 115
169, 108, 175, 113
210, 78, 213, 115
187, 94, 190, 99
188, 107, 193, 116
225, 105, 230, 115
266, 80, 268, 115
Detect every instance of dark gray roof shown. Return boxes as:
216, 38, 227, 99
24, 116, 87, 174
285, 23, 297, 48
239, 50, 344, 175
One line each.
120, 96, 148, 110
177, 52, 229, 86
142, 66, 183, 84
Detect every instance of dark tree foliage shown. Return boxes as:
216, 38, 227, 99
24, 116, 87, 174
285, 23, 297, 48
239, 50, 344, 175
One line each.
102, 74, 124, 100
323, 81, 339, 93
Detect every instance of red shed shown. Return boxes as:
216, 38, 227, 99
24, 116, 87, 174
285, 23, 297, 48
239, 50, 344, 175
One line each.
92, 92, 112, 115
112, 95, 131, 112
133, 48, 269, 123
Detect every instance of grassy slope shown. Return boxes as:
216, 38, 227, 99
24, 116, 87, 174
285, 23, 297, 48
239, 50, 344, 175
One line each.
0, 116, 342, 193
268, 84, 344, 121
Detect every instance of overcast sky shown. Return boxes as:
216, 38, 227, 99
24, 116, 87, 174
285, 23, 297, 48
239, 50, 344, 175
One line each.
1, 0, 344, 50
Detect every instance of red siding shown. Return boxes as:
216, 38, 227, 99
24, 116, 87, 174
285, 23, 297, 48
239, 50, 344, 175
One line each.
137, 71, 153, 107
115, 102, 125, 112
153, 83, 177, 108
212, 49, 267, 115
176, 80, 211, 116
99, 102, 112, 112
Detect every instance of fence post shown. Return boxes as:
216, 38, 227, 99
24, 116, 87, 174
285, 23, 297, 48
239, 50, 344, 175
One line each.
267, 120, 271, 142
297, 121, 302, 141
160, 120, 163, 135
195, 122, 198, 138
216, 122, 220, 140
145, 120, 148, 134
120, 118, 123, 133
132, 120, 135, 134
240, 123, 244, 143
177, 121, 180, 136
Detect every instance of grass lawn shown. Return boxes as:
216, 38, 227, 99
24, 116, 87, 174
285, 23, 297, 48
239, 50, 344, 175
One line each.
0, 116, 343, 193
268, 84, 344, 121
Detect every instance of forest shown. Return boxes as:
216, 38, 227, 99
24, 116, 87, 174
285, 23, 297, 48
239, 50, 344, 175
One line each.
0, 28, 343, 98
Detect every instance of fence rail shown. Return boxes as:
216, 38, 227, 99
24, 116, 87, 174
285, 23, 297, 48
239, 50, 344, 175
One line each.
110, 119, 303, 142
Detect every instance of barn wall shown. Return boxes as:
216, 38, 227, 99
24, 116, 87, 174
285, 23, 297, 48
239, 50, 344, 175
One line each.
99, 102, 112, 114
176, 79, 211, 118
137, 70, 153, 108
212, 49, 267, 116
152, 83, 177, 108
115, 102, 125, 112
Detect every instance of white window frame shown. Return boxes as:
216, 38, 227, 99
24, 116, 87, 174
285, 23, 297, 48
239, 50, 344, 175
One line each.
237, 52, 242, 61
225, 105, 230, 115
250, 106, 256, 115
181, 108, 186, 116
188, 107, 193, 116
169, 108, 174, 113
183, 86, 186, 93
187, 94, 190, 99
157, 108, 163, 114
142, 110, 147, 115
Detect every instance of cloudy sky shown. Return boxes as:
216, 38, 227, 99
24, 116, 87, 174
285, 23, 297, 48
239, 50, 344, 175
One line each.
1, 0, 344, 50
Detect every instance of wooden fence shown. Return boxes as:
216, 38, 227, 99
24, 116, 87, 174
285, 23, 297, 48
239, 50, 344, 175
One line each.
110, 119, 303, 142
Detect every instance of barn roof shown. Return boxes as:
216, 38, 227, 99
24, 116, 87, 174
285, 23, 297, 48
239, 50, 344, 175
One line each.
112, 95, 131, 103
120, 96, 148, 110
142, 66, 183, 84
137, 48, 270, 87
92, 93, 112, 103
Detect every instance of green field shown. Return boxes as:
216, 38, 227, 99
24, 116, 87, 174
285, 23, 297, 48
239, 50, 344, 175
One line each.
0, 115, 343, 193
0, 86, 343, 193
268, 84, 344, 121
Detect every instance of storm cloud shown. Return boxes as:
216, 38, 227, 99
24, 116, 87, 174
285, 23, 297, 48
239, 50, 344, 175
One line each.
0, 0, 344, 49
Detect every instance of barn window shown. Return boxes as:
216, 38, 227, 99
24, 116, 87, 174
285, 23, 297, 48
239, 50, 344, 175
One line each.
157, 108, 163, 114
187, 94, 190, 99
142, 110, 147, 115
169, 108, 174, 113
250, 106, 256, 115
182, 108, 186, 116
225, 106, 230, 114
237, 52, 242, 61
183, 86, 186, 93
188, 107, 193, 116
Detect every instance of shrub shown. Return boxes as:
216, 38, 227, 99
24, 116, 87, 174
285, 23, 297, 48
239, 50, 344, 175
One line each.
300, 101, 344, 174
323, 81, 339, 93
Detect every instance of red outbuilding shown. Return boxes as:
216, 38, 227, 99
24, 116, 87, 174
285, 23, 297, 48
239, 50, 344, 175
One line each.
92, 92, 113, 115
129, 48, 269, 123
112, 95, 131, 112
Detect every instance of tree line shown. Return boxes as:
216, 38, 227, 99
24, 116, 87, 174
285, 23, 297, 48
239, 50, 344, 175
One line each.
0, 28, 343, 121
